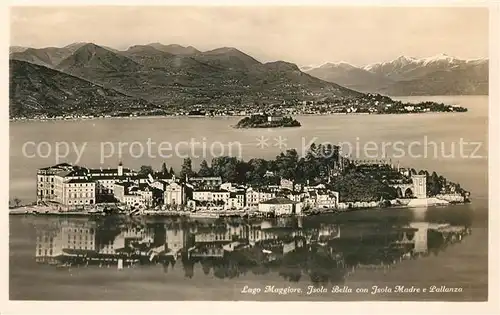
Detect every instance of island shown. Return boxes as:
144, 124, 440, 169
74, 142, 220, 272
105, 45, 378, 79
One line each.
235, 114, 301, 129
10, 142, 470, 218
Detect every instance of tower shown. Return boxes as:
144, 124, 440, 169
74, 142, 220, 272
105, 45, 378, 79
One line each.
118, 161, 123, 176
411, 174, 427, 199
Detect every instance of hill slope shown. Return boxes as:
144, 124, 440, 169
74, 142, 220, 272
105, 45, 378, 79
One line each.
9, 60, 157, 118
10, 47, 70, 68
9, 43, 120, 68
146, 43, 200, 55
57, 43, 142, 78
52, 44, 362, 107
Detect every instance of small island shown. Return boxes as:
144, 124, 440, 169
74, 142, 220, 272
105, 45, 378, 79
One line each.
235, 114, 301, 129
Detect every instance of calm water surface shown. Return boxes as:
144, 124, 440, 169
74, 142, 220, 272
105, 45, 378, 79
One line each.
9, 96, 488, 300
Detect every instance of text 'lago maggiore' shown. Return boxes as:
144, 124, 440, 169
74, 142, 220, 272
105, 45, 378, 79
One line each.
241, 285, 464, 296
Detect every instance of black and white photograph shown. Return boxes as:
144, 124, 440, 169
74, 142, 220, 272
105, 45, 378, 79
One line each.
5, 3, 497, 309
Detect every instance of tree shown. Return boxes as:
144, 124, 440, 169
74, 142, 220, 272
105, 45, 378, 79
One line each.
332, 172, 397, 202
427, 171, 442, 196
245, 158, 268, 185
161, 162, 168, 174
169, 167, 175, 176
211, 156, 240, 182
138, 165, 154, 176
13, 197, 21, 207
198, 160, 212, 177
180, 158, 194, 180
275, 149, 299, 180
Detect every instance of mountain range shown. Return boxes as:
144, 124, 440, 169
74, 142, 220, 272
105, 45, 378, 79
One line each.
9, 43, 487, 118
303, 54, 488, 95
10, 42, 360, 118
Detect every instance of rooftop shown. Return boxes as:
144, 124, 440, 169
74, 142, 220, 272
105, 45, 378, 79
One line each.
95, 175, 148, 180
38, 163, 75, 171
89, 168, 132, 174
66, 178, 95, 184
189, 176, 222, 181
194, 189, 230, 193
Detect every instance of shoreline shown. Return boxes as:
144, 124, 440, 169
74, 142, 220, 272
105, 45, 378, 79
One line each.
8, 198, 469, 218
9, 108, 469, 123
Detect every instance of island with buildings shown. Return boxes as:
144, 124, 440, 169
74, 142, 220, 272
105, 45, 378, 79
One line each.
235, 114, 301, 129
11, 143, 470, 217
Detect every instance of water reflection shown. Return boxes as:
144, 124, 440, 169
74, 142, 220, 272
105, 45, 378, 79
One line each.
33, 208, 472, 285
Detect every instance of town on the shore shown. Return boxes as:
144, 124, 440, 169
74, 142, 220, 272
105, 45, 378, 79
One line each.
13, 143, 470, 217
10, 93, 468, 122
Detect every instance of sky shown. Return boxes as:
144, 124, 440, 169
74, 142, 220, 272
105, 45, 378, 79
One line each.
9, 6, 489, 67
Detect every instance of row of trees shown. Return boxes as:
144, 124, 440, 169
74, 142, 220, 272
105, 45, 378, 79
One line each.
135, 142, 404, 201
135, 142, 466, 201
139, 143, 343, 186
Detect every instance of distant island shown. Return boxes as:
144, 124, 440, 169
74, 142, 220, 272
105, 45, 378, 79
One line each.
235, 114, 301, 128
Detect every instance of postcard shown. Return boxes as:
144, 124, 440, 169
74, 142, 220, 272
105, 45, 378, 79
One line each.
4, 3, 498, 314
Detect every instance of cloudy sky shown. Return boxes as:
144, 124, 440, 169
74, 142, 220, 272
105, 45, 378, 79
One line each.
10, 6, 489, 66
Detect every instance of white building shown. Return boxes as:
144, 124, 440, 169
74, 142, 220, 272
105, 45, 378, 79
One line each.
280, 178, 294, 191
316, 191, 339, 208
164, 182, 185, 205
258, 197, 302, 215
113, 182, 153, 208
246, 187, 276, 207
227, 192, 245, 210
36, 162, 140, 208
61, 178, 96, 207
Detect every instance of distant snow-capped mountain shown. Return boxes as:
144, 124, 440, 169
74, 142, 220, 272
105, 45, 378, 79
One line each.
306, 61, 393, 92
305, 54, 488, 96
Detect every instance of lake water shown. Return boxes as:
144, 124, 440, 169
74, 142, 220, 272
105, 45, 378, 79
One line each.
9, 95, 488, 301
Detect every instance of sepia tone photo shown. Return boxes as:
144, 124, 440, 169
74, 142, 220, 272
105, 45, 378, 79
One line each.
7, 5, 490, 303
